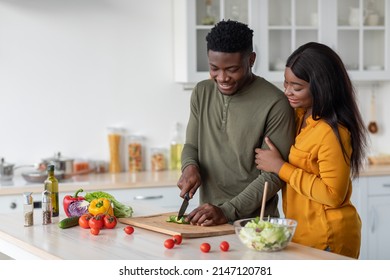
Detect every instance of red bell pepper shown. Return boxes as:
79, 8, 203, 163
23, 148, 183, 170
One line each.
63, 188, 85, 217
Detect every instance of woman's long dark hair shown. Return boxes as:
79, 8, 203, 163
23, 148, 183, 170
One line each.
286, 42, 367, 178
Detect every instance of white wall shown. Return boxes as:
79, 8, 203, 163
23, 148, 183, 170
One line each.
1, 0, 390, 171
0, 0, 191, 170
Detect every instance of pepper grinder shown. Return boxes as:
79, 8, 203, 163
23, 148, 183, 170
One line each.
42, 190, 52, 225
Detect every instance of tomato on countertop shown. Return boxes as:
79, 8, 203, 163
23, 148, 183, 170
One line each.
103, 214, 117, 229
172, 234, 182, 245
164, 239, 175, 249
124, 226, 134, 235
89, 214, 105, 230
219, 241, 230, 251
79, 213, 92, 229
200, 242, 211, 253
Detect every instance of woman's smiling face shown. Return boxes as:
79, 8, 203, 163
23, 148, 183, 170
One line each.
208, 50, 255, 95
283, 67, 313, 112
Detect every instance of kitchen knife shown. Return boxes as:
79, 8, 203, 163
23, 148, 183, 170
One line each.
177, 193, 190, 219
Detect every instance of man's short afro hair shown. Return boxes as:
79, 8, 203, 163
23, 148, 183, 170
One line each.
206, 20, 253, 53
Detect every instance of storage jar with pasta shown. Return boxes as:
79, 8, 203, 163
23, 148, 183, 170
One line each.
127, 135, 144, 172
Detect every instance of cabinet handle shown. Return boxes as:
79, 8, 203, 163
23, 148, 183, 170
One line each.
369, 208, 377, 233
383, 184, 390, 187
133, 195, 163, 200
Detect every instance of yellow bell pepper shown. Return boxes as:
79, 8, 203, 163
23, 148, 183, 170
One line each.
88, 198, 114, 216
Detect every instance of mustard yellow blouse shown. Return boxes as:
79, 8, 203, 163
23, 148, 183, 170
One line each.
279, 108, 361, 259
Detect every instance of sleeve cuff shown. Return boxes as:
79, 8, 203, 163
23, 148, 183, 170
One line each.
219, 202, 236, 223
278, 162, 295, 183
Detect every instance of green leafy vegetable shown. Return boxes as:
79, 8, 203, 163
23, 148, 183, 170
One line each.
85, 191, 133, 218
238, 217, 293, 251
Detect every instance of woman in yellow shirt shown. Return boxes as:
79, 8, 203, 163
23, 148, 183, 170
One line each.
255, 42, 367, 259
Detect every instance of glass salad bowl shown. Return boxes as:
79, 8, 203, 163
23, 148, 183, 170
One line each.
234, 217, 297, 252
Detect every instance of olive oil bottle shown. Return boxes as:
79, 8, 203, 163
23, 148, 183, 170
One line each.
170, 122, 184, 171
44, 165, 59, 217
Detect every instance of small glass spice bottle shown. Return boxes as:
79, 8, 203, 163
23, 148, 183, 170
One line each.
42, 190, 52, 225
23, 192, 34, 227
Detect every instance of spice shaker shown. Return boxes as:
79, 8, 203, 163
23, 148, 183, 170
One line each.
42, 190, 52, 225
23, 192, 34, 227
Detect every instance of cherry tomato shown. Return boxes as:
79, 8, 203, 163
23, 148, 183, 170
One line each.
90, 227, 100, 235
164, 239, 175, 249
124, 226, 134, 235
103, 215, 117, 229
200, 242, 211, 253
89, 214, 105, 230
172, 234, 182, 245
219, 241, 230, 252
79, 213, 92, 229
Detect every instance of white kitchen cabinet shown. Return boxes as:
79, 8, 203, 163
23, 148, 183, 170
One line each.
173, 0, 253, 84
0, 187, 199, 214
367, 195, 390, 259
365, 176, 390, 259
0, 192, 67, 214
174, 0, 390, 84
353, 175, 390, 260
352, 177, 368, 259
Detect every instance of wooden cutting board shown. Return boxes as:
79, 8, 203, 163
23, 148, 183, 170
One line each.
118, 212, 235, 238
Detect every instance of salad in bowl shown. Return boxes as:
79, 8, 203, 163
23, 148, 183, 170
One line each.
234, 217, 297, 252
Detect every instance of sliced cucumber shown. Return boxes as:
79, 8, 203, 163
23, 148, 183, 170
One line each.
166, 215, 189, 224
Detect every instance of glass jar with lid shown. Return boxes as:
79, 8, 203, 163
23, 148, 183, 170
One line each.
150, 147, 167, 172
127, 135, 144, 172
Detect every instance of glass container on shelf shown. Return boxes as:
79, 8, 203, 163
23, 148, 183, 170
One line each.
364, 0, 383, 27
107, 127, 125, 173
336, 0, 386, 73
127, 135, 144, 172
197, 0, 218, 26
151, 147, 167, 172
224, 0, 248, 22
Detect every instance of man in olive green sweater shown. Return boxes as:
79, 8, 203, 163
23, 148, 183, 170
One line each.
177, 20, 295, 226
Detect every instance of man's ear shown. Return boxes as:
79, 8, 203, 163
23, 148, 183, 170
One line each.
249, 52, 256, 67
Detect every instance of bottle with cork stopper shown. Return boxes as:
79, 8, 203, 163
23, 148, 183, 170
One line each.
44, 164, 59, 217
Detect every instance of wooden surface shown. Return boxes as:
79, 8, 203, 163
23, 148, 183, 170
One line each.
119, 212, 235, 238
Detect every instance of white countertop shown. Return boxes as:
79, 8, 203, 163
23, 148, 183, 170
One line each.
0, 201, 351, 260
